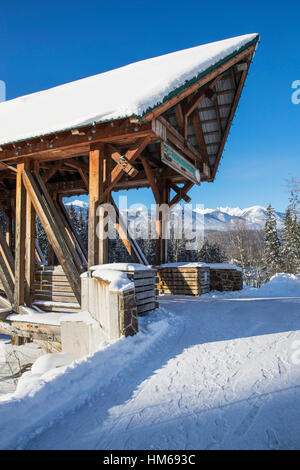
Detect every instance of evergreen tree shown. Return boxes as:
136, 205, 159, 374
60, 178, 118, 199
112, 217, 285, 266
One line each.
68, 204, 79, 232
197, 239, 226, 263
262, 204, 282, 280
36, 216, 48, 261
282, 208, 300, 273
78, 207, 88, 251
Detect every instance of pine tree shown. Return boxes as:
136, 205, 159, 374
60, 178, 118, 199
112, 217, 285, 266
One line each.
68, 204, 79, 233
282, 208, 300, 273
78, 207, 88, 251
262, 204, 282, 280
197, 239, 226, 263
36, 216, 48, 261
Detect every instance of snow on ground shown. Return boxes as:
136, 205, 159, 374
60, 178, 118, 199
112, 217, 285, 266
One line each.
0, 274, 300, 449
0, 337, 44, 399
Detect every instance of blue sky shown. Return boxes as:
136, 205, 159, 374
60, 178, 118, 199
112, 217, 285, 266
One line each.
1, 0, 299, 212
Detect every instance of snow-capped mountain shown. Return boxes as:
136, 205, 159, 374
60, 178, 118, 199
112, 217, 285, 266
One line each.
65, 200, 285, 232
193, 205, 284, 231
65, 199, 89, 209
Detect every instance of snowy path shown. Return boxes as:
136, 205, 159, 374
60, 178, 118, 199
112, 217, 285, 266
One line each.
20, 295, 300, 450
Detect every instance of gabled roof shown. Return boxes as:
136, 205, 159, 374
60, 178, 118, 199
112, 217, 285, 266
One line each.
0, 33, 258, 147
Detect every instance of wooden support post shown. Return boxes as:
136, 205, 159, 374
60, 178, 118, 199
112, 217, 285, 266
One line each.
155, 182, 170, 266
25, 162, 36, 306
99, 147, 110, 265
14, 161, 27, 311
88, 145, 110, 267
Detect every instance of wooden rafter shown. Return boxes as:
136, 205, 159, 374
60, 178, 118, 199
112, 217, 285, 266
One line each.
211, 66, 250, 180
192, 112, 208, 164
140, 156, 160, 204
43, 160, 63, 183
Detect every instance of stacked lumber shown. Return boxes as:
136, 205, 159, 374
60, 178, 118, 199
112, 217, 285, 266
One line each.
33, 265, 80, 312
156, 265, 210, 296
124, 268, 158, 315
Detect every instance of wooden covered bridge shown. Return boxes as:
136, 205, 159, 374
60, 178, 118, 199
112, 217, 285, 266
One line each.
0, 33, 259, 347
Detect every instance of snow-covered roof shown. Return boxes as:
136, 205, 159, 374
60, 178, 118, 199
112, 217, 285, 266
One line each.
0, 33, 258, 147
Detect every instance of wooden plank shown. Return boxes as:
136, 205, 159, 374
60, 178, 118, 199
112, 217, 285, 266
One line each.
175, 103, 184, 134
25, 164, 36, 306
88, 148, 100, 267
14, 162, 27, 311
134, 278, 156, 287
135, 291, 156, 301
43, 161, 63, 183
0, 320, 61, 342
137, 302, 158, 314
192, 112, 208, 163
140, 156, 160, 204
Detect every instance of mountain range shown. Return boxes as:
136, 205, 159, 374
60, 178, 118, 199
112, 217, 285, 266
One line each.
65, 200, 284, 232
